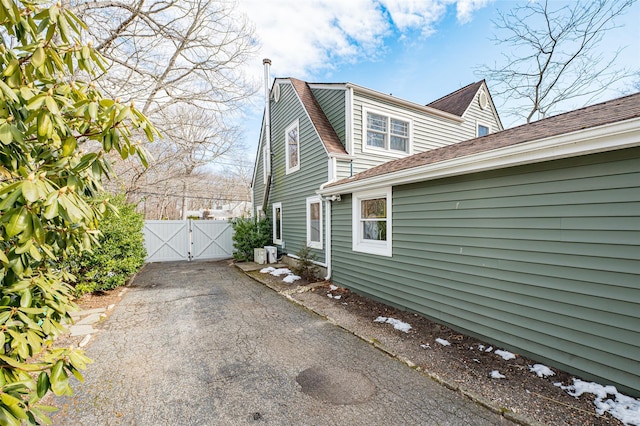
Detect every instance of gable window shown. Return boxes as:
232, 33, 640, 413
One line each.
285, 120, 300, 174
272, 202, 282, 245
363, 108, 411, 155
306, 196, 322, 249
477, 122, 490, 137
352, 187, 392, 257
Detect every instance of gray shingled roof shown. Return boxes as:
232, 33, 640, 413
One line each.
326, 92, 640, 188
289, 78, 348, 156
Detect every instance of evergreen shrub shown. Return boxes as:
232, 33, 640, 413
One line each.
231, 217, 271, 261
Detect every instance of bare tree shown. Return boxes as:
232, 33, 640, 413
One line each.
478, 0, 635, 123
69, 0, 258, 209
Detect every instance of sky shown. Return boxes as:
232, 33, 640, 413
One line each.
233, 0, 640, 162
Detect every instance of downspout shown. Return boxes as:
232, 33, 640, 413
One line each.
324, 199, 331, 280
262, 59, 272, 211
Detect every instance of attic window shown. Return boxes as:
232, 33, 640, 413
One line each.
478, 90, 488, 110
363, 107, 412, 155
477, 122, 490, 137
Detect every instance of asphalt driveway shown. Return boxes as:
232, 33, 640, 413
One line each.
51, 261, 512, 425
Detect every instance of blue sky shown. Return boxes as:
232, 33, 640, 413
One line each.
234, 0, 640, 163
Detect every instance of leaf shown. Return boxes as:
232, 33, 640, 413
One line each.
50, 360, 69, 396
22, 180, 38, 203
61, 137, 76, 157
87, 102, 97, 121
0, 80, 18, 103
0, 123, 11, 144
32, 46, 45, 68
0, 407, 20, 426
26, 94, 46, 111
0, 250, 8, 264
6, 207, 28, 238
45, 95, 59, 115
0, 186, 22, 210
37, 371, 50, 398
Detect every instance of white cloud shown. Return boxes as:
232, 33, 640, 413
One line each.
456, 0, 492, 23
236, 0, 490, 78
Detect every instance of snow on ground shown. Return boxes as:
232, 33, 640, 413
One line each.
269, 268, 292, 277
435, 338, 450, 346
260, 267, 275, 273
495, 349, 516, 360
490, 370, 506, 379
329, 284, 338, 291
556, 379, 640, 426
374, 316, 412, 333
326, 293, 342, 299
283, 274, 301, 283
529, 364, 555, 378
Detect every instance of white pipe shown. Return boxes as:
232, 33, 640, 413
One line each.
263, 58, 272, 178
324, 199, 332, 280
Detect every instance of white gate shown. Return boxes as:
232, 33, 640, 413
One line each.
143, 220, 233, 262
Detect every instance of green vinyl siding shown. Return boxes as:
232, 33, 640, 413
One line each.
311, 87, 346, 146
268, 82, 328, 260
331, 147, 640, 395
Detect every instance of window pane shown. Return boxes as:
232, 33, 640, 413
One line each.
478, 125, 489, 137
361, 198, 386, 219
287, 126, 299, 168
367, 131, 385, 148
363, 220, 386, 241
310, 202, 320, 242
275, 207, 281, 240
390, 119, 408, 136
367, 113, 387, 132
390, 136, 407, 152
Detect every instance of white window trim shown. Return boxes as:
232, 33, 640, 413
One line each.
361, 106, 413, 157
306, 196, 323, 249
285, 119, 300, 174
272, 202, 283, 245
352, 187, 392, 257
476, 120, 491, 137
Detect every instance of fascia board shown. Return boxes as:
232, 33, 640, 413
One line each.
319, 118, 640, 196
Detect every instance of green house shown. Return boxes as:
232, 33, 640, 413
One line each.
251, 64, 640, 396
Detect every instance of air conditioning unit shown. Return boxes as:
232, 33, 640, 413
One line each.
253, 248, 266, 265
264, 246, 277, 264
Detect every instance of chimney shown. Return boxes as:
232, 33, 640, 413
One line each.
263, 59, 272, 180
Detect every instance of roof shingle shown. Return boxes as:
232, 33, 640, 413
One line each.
427, 81, 484, 116
289, 78, 347, 156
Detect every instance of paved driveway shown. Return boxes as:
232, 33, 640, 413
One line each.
51, 261, 512, 425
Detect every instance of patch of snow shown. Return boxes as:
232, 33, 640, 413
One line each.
472, 358, 480, 363
260, 267, 275, 273
477, 344, 485, 351
333, 295, 341, 300
270, 268, 292, 276
485, 346, 493, 352
374, 316, 412, 333
556, 379, 640, 426
495, 349, 516, 360
327, 293, 333, 298
435, 338, 450, 346
341, 302, 348, 305
282, 274, 301, 283
420, 344, 430, 349
529, 364, 555, 378
490, 370, 506, 379
329, 284, 338, 291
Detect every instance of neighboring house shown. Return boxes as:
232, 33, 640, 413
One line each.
252, 67, 501, 268
318, 93, 640, 396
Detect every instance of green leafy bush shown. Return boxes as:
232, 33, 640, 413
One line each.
66, 194, 146, 295
231, 217, 271, 261
291, 245, 320, 282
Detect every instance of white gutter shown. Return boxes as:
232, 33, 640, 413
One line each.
319, 117, 640, 196
346, 83, 464, 123
263, 59, 272, 180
